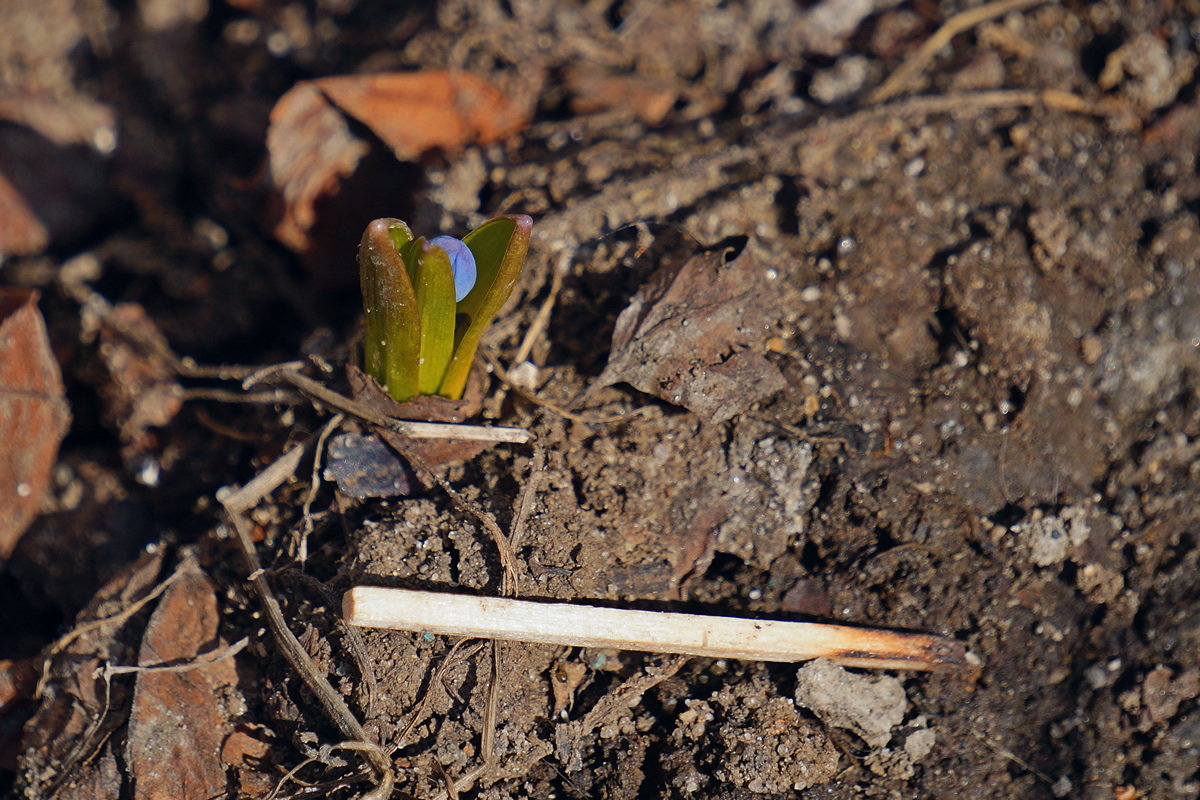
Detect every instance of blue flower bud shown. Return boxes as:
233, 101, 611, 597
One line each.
430, 235, 477, 302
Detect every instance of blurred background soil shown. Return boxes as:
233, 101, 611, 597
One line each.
1, 0, 1199, 798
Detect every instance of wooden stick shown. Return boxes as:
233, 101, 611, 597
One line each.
273, 370, 532, 443
343, 587, 972, 672
382, 419, 531, 443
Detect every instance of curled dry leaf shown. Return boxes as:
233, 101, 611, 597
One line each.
0, 168, 48, 256
93, 302, 184, 461
266, 81, 370, 253
596, 246, 787, 424
0, 289, 70, 561
347, 363, 494, 469
268, 71, 529, 254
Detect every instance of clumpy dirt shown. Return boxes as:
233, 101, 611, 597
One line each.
2, 1, 1199, 799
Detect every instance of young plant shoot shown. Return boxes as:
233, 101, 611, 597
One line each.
359, 215, 532, 403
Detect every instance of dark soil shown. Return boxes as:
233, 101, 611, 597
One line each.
2, 1, 1199, 799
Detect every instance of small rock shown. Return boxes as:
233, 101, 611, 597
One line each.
794, 659, 907, 748
324, 433, 412, 498
904, 726, 936, 760
1019, 515, 1071, 567
810, 56, 870, 104
1143, 666, 1200, 726
1051, 775, 1074, 797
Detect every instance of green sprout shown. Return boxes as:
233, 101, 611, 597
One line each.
359, 215, 532, 403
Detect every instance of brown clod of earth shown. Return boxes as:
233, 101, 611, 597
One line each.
597, 247, 787, 424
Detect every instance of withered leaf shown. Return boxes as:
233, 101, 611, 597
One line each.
0, 289, 70, 561
597, 247, 787, 424
315, 71, 528, 158
95, 303, 183, 461
126, 561, 239, 800
267, 71, 529, 256
17, 550, 165, 797
347, 363, 493, 469
267, 81, 370, 253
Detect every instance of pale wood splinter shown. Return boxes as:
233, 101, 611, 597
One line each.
343, 587, 974, 672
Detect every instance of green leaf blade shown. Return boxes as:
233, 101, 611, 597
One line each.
359, 219, 420, 402
413, 241, 457, 396
439, 214, 532, 399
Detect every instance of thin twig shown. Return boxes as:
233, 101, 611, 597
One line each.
489, 252, 566, 411
42, 648, 119, 798
379, 432, 522, 596
182, 387, 299, 404
265, 754, 324, 800
405, 442, 549, 793
509, 446, 545, 553
35, 561, 188, 699
434, 759, 461, 800
59, 276, 260, 380
299, 413, 344, 563
282, 567, 381, 719
265, 741, 393, 800
269, 369, 531, 443
481, 641, 504, 776
514, 254, 567, 366
99, 638, 249, 678
379, 435, 522, 791
238, 360, 309, 389
470, 450, 554, 787
868, 0, 1048, 103
192, 405, 276, 443
219, 441, 394, 800
389, 639, 486, 756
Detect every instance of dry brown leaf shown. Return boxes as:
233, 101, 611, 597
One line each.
315, 71, 528, 157
16, 550, 165, 797
596, 247, 787, 424
220, 725, 272, 768
266, 80, 370, 253
0, 170, 46, 255
125, 562, 239, 800
0, 289, 70, 561
347, 363, 494, 468
267, 71, 528, 256
94, 303, 183, 461
221, 725, 276, 798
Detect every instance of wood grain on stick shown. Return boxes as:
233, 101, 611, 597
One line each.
343, 587, 970, 672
